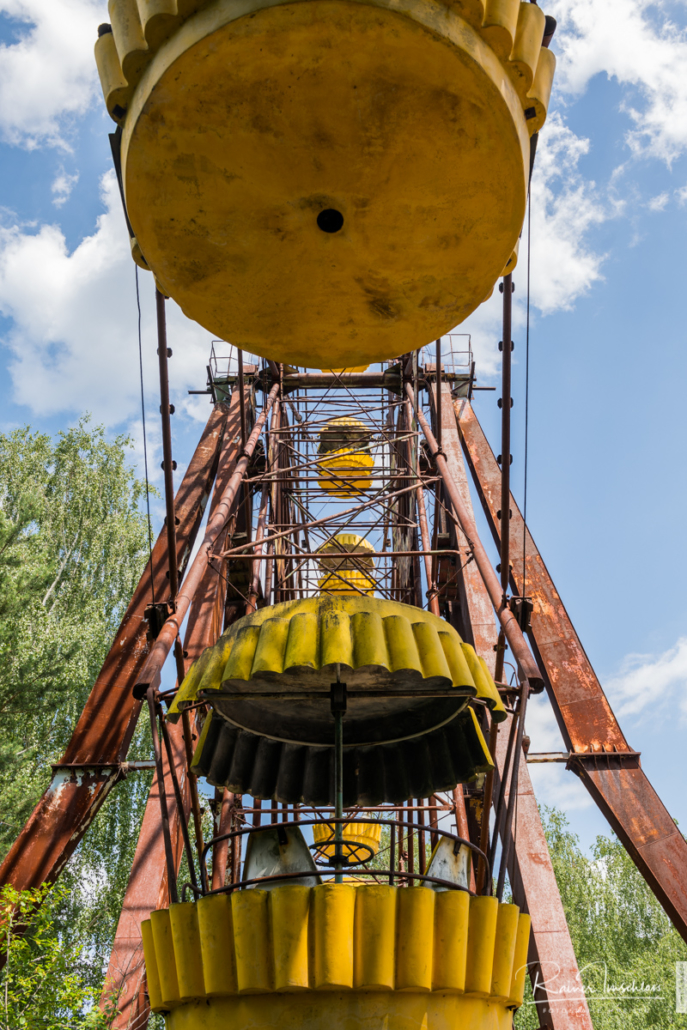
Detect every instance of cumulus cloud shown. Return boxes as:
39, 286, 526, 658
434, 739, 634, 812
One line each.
0, 170, 213, 425
458, 112, 612, 372
0, 0, 106, 149
548, 0, 687, 164
647, 191, 669, 211
603, 637, 687, 719
529, 113, 610, 313
51, 169, 79, 206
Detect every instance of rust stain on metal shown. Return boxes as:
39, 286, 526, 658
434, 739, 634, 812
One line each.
103, 394, 247, 1029
456, 396, 687, 942
0, 403, 231, 895
441, 399, 592, 1030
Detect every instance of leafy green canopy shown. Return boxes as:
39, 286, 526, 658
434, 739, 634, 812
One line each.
0, 883, 112, 1030
0, 419, 155, 991
515, 808, 687, 1029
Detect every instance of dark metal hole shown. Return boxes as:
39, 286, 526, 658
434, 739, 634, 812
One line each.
317, 209, 344, 234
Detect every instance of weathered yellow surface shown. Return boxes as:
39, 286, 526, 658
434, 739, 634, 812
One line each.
312, 819, 383, 860
168, 595, 507, 721
167, 992, 516, 1030
141, 886, 529, 1027
317, 450, 375, 497
115, 0, 532, 367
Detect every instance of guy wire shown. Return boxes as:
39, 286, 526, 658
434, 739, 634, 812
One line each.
136, 265, 155, 603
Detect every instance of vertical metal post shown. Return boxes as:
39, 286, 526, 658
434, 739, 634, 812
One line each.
489, 705, 519, 871
147, 687, 178, 904
155, 289, 179, 599
158, 708, 198, 891
418, 798, 426, 875
389, 822, 396, 886
406, 799, 414, 879
331, 682, 346, 884
416, 485, 439, 616
237, 348, 247, 449
477, 716, 499, 894
435, 338, 442, 452
496, 682, 530, 901
500, 274, 513, 599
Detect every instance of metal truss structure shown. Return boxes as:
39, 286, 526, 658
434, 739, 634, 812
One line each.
2, 287, 686, 1030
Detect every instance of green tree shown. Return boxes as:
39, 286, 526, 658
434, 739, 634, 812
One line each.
0, 883, 112, 1030
0, 418, 156, 992
515, 808, 687, 1029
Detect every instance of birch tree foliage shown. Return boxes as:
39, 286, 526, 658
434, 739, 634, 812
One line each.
515, 808, 687, 1029
0, 418, 153, 856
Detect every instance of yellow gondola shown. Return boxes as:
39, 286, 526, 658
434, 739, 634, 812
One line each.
96, 0, 555, 368
317, 418, 374, 497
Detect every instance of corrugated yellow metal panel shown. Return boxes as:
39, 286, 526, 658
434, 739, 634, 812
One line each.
395, 888, 435, 992
464, 896, 499, 997
432, 890, 470, 992
311, 884, 356, 989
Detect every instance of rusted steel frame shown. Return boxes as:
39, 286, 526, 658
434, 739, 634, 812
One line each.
237, 350, 246, 448
0, 406, 228, 896
170, 632, 204, 868
236, 549, 462, 561
476, 716, 499, 894
496, 681, 530, 902
102, 715, 189, 1030
499, 274, 512, 599
105, 532, 241, 1027
452, 787, 477, 893
435, 339, 442, 451
416, 484, 440, 615
406, 383, 541, 688
494, 723, 594, 1029
418, 798, 426, 874
157, 705, 198, 892
103, 392, 247, 1030
147, 688, 178, 904
247, 488, 270, 613
134, 383, 280, 694
428, 795, 439, 849
212, 790, 235, 891
218, 479, 435, 559
181, 709, 204, 869
456, 398, 687, 941
156, 289, 179, 598
488, 702, 519, 872
444, 411, 592, 1028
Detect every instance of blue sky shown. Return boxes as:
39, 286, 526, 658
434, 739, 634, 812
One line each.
1, 0, 687, 854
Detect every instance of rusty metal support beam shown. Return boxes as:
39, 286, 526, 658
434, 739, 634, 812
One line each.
0, 404, 230, 894
499, 274, 512, 600
440, 383, 592, 1029
155, 289, 179, 599
456, 396, 687, 943
134, 383, 280, 695
103, 391, 248, 1029
495, 726, 594, 1028
406, 382, 542, 688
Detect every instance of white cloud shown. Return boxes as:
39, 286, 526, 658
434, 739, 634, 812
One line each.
51, 169, 79, 206
548, 0, 687, 164
603, 637, 687, 719
676, 184, 687, 206
529, 113, 610, 313
0, 170, 213, 426
458, 112, 612, 369
0, 0, 106, 149
647, 191, 669, 211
